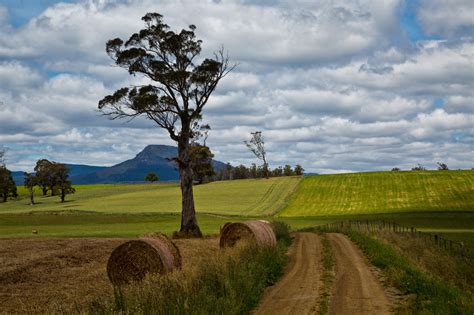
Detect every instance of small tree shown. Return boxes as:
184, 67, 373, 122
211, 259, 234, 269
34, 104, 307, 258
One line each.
190, 143, 214, 184
34, 159, 53, 196
391, 167, 400, 171
0, 166, 17, 202
283, 165, 294, 176
412, 164, 426, 171
51, 163, 75, 202
294, 165, 304, 176
98, 13, 233, 237
24, 172, 38, 205
272, 166, 283, 177
145, 172, 159, 182
244, 131, 269, 178
437, 162, 449, 170
232, 164, 250, 179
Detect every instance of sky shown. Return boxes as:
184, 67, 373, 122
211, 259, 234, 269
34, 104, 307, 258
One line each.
0, 0, 473, 173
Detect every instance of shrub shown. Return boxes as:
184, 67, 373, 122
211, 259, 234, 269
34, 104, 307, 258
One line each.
271, 220, 292, 246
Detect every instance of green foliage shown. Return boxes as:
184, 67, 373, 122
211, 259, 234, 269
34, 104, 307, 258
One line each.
23, 172, 38, 205
281, 170, 474, 216
89, 241, 289, 314
345, 231, 474, 314
294, 164, 304, 176
0, 165, 17, 202
283, 165, 294, 176
319, 234, 334, 315
190, 143, 214, 184
144, 172, 159, 182
271, 220, 292, 246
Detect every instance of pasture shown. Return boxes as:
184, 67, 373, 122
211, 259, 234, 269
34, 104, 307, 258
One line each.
1, 171, 473, 244
1, 176, 301, 216
279, 170, 474, 216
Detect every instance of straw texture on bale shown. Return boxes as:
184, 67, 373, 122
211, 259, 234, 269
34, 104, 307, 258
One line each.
219, 220, 277, 248
107, 233, 181, 285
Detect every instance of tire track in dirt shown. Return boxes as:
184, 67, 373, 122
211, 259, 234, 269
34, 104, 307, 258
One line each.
254, 232, 323, 315
327, 233, 391, 315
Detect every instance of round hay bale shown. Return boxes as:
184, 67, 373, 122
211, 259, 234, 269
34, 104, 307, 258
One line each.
219, 220, 277, 248
107, 235, 181, 285
142, 232, 182, 267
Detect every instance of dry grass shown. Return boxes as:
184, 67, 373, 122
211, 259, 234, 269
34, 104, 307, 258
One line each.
0, 237, 218, 313
90, 238, 288, 314
372, 232, 473, 293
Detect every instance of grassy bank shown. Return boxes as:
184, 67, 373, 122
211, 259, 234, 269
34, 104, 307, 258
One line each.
348, 231, 473, 314
280, 170, 474, 216
87, 224, 292, 314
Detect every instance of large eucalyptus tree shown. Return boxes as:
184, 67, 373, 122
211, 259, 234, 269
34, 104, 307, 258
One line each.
98, 13, 233, 236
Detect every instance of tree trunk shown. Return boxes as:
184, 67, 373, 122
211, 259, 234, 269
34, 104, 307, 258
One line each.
60, 188, 65, 203
29, 192, 35, 205
2, 193, 6, 202
42, 187, 47, 196
177, 138, 202, 237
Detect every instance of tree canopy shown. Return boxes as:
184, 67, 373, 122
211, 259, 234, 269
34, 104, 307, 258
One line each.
0, 166, 17, 202
145, 172, 159, 182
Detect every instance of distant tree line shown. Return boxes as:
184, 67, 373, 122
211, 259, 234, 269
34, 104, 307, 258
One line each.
392, 162, 452, 172
214, 163, 304, 181
24, 159, 75, 204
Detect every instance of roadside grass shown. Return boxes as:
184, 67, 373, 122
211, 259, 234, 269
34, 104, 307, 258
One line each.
318, 233, 334, 315
88, 225, 291, 314
280, 170, 474, 216
372, 232, 473, 293
1, 177, 301, 215
338, 230, 473, 314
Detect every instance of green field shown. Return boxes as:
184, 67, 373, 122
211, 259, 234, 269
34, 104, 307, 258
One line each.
1, 177, 301, 216
0, 212, 245, 238
279, 170, 474, 216
1, 171, 473, 243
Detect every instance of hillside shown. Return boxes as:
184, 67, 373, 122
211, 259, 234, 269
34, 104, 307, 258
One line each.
279, 170, 474, 216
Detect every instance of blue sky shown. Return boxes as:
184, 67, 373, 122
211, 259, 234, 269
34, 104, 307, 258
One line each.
0, 0, 472, 173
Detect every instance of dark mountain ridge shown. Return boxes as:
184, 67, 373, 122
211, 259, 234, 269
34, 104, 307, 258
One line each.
12, 145, 226, 185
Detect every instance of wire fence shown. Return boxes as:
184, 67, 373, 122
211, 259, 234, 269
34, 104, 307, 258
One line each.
315, 220, 472, 263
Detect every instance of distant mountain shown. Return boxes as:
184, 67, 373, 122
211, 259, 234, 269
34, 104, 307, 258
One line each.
71, 145, 227, 184
11, 145, 227, 185
11, 164, 107, 186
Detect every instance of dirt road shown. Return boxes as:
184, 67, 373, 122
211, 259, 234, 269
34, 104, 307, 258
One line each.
256, 232, 392, 315
255, 232, 323, 315
328, 233, 391, 315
